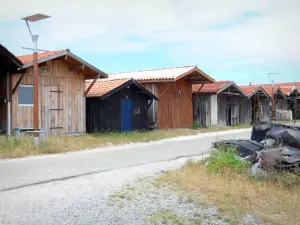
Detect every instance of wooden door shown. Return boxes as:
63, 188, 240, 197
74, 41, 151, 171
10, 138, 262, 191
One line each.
44, 86, 63, 136
121, 99, 133, 132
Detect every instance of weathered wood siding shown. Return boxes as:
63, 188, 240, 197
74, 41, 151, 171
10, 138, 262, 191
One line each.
193, 94, 211, 126
239, 97, 270, 124
276, 99, 288, 110
11, 59, 86, 136
259, 98, 270, 121
231, 96, 240, 125
217, 95, 227, 125
239, 98, 252, 124
0, 75, 7, 132
156, 79, 193, 129
86, 87, 150, 132
218, 95, 240, 126
143, 83, 158, 122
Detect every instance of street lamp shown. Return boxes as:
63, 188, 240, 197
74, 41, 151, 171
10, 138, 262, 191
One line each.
267, 73, 278, 121
21, 14, 50, 145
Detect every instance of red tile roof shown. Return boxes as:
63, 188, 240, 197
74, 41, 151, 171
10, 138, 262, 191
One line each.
192, 81, 232, 93
17, 50, 65, 64
86, 79, 129, 97
240, 86, 270, 98
240, 86, 257, 96
241, 82, 299, 97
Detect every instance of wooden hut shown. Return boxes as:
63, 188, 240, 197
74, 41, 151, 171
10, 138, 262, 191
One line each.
12, 49, 107, 136
108, 66, 215, 129
239, 86, 270, 123
86, 79, 158, 132
0, 45, 23, 135
193, 81, 246, 126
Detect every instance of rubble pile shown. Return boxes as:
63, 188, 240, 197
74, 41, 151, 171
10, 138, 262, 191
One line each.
212, 122, 300, 175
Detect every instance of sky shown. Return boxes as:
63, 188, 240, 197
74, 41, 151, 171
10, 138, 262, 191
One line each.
0, 0, 299, 85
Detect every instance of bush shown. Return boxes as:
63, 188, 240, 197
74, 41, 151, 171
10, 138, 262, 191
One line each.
206, 146, 250, 173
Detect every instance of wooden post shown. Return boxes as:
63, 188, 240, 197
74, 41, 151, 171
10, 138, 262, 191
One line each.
272, 86, 275, 121
85, 74, 100, 95
193, 84, 204, 100
33, 50, 39, 139
253, 93, 256, 123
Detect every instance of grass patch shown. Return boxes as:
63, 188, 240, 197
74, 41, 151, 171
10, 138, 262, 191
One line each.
0, 125, 251, 159
206, 147, 251, 173
161, 160, 300, 225
145, 209, 185, 225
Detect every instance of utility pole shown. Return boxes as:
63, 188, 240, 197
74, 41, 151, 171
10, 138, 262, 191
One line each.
22, 14, 50, 145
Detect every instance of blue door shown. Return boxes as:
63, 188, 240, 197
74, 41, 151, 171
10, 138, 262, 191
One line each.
121, 99, 132, 132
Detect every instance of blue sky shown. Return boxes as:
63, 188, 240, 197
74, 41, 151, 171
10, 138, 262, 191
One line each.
0, 0, 299, 85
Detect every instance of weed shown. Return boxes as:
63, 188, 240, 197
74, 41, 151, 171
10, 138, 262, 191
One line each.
110, 192, 127, 199
146, 209, 185, 225
186, 195, 194, 203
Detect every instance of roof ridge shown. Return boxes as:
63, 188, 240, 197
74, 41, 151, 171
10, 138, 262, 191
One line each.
109, 65, 196, 75
17, 49, 66, 58
86, 78, 130, 83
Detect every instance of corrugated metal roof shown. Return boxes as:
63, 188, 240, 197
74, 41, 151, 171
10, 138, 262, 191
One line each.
107, 65, 214, 82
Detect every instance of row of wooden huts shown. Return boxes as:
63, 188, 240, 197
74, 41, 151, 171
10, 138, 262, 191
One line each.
193, 81, 300, 127
1, 44, 299, 136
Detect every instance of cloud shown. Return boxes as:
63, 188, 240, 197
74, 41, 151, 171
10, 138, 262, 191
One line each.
0, 0, 299, 68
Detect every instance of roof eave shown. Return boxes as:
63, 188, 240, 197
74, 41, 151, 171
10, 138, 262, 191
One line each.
21, 50, 108, 79
175, 67, 215, 83
67, 51, 107, 78
97, 79, 158, 100
216, 82, 247, 97
247, 87, 270, 99
0, 45, 23, 69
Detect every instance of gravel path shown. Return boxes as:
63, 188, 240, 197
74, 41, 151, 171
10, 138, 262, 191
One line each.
0, 154, 260, 225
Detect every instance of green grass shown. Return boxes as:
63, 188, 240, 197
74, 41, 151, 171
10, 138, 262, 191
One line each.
206, 147, 251, 173
145, 209, 185, 225
0, 125, 251, 159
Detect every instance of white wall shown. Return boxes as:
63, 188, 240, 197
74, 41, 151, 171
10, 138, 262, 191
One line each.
210, 94, 218, 125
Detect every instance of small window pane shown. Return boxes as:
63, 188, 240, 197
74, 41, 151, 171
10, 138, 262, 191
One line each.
18, 85, 33, 106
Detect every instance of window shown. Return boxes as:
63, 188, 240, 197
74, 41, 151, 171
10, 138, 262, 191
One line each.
18, 85, 34, 106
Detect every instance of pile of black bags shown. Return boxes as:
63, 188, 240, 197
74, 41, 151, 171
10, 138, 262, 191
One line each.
212, 122, 300, 173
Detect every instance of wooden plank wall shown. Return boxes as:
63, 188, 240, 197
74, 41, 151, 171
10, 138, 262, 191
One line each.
0, 75, 7, 132
217, 95, 227, 125
143, 83, 158, 122
11, 59, 86, 136
239, 98, 252, 124
230, 96, 241, 125
193, 94, 211, 126
218, 95, 241, 125
155, 79, 193, 129
276, 99, 288, 110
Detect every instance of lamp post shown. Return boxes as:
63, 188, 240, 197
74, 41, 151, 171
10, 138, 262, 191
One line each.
21, 14, 50, 145
267, 73, 278, 121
